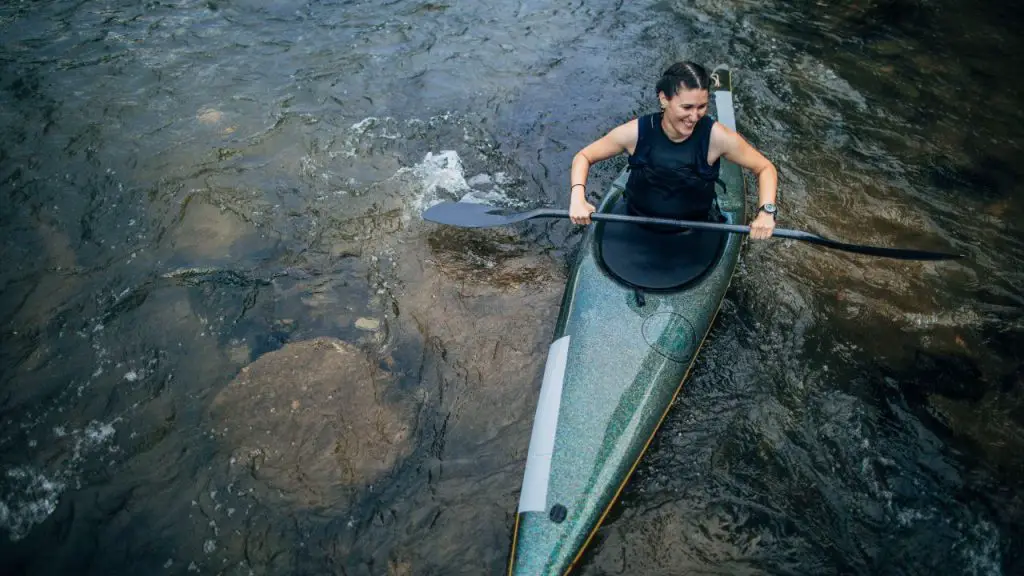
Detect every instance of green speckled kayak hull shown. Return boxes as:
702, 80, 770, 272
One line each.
509, 67, 746, 575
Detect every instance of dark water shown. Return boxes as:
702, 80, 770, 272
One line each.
1, 0, 1022, 574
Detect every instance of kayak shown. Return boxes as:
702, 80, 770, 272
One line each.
507, 66, 746, 575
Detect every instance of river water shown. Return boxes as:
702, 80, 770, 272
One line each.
1, 0, 1021, 574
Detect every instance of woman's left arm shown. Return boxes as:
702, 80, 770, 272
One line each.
710, 123, 778, 240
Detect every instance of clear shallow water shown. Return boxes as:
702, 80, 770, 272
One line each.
1, 0, 1021, 574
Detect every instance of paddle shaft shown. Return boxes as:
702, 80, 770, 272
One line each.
533, 209, 814, 240
516, 209, 962, 261
420, 202, 963, 261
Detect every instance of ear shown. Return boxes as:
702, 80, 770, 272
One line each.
657, 91, 668, 109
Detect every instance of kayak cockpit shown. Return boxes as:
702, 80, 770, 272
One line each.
596, 191, 728, 291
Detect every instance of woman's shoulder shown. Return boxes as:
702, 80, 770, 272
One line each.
601, 118, 641, 154
709, 116, 739, 139
610, 117, 640, 135
707, 118, 745, 161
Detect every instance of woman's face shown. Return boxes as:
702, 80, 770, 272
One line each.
659, 88, 709, 138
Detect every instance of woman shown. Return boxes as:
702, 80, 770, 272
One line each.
568, 62, 778, 240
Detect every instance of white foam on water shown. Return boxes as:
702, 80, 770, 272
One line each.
466, 173, 492, 187
959, 518, 1002, 576
334, 116, 405, 162
405, 151, 525, 217
79, 421, 116, 450
459, 188, 517, 205
337, 113, 526, 223
896, 506, 931, 527
0, 419, 118, 542
349, 116, 382, 134
892, 505, 1002, 574
413, 150, 471, 201
901, 306, 986, 331
0, 467, 65, 542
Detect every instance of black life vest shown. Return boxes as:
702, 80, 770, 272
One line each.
625, 113, 720, 221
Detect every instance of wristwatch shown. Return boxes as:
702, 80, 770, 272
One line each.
756, 203, 777, 218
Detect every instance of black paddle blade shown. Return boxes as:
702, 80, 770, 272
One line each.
810, 238, 962, 260
783, 231, 963, 261
422, 201, 562, 228
421, 201, 527, 227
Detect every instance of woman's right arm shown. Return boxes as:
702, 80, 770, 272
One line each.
569, 119, 639, 224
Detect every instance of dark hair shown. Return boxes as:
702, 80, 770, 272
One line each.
655, 61, 710, 98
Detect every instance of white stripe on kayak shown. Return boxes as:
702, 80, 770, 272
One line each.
715, 90, 737, 131
518, 335, 570, 513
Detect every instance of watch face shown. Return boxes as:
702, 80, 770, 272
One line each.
762, 203, 777, 214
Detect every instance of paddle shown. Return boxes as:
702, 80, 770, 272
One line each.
421, 201, 963, 261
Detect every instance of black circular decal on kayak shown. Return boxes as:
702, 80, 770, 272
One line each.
641, 312, 697, 363
549, 504, 567, 524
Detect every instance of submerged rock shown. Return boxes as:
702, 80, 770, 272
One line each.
355, 317, 381, 331
209, 337, 412, 508
196, 108, 223, 125
170, 199, 255, 259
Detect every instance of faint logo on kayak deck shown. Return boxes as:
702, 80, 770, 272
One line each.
641, 312, 697, 363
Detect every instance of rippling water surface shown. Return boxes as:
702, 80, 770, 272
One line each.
2, 0, 1022, 574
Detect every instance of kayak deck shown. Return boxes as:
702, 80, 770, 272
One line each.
509, 67, 746, 575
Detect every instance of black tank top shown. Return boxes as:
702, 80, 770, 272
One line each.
625, 113, 720, 220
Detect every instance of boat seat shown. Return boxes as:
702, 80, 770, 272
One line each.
596, 195, 727, 291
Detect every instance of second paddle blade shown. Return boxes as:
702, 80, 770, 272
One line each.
421, 201, 526, 228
